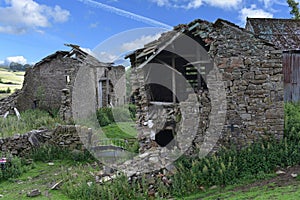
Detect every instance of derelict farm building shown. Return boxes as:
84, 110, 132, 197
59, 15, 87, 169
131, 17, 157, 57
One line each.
126, 19, 284, 156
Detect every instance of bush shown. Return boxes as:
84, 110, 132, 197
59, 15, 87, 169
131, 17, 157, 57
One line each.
29, 145, 95, 163
128, 104, 137, 120
170, 103, 300, 197
96, 107, 114, 126
96, 104, 137, 126
63, 174, 150, 200
0, 155, 32, 181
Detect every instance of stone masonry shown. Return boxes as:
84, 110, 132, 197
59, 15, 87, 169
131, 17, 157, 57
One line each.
127, 18, 284, 160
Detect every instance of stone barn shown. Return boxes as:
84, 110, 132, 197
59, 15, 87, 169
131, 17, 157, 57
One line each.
126, 18, 284, 160
245, 18, 300, 102
0, 44, 126, 120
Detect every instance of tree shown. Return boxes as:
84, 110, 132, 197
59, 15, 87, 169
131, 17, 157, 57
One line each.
287, 0, 300, 19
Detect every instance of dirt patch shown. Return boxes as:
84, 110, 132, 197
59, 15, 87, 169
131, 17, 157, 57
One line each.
233, 165, 300, 192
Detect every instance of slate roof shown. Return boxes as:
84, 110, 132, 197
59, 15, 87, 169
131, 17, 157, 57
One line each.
245, 18, 300, 50
126, 18, 272, 66
34, 44, 112, 68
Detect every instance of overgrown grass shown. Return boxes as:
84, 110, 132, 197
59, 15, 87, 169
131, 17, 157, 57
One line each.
0, 160, 78, 200
0, 109, 63, 138
29, 145, 95, 164
0, 154, 33, 182
183, 183, 300, 200
96, 104, 136, 126
101, 122, 137, 139
96, 105, 138, 152
62, 172, 152, 200
2, 103, 299, 199
60, 103, 300, 199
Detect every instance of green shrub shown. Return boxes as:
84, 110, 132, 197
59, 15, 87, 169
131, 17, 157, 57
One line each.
96, 107, 114, 126
96, 105, 136, 126
170, 103, 300, 197
63, 174, 151, 200
6, 87, 11, 94
128, 104, 137, 120
0, 155, 32, 181
29, 145, 95, 163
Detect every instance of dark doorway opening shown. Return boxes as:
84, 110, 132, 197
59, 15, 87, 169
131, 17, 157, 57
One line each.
155, 129, 174, 147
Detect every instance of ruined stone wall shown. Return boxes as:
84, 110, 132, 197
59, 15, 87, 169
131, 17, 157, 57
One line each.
130, 20, 284, 155
0, 90, 21, 116
108, 66, 126, 106
0, 125, 93, 157
206, 22, 284, 147
60, 64, 126, 122
17, 54, 81, 112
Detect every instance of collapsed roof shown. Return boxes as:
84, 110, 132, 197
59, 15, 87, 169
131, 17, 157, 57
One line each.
246, 18, 300, 50
34, 44, 112, 68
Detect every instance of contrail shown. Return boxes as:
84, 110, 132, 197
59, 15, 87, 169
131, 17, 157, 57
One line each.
77, 0, 172, 30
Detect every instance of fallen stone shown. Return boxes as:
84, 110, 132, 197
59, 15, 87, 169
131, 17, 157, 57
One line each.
28, 132, 41, 147
148, 189, 155, 197
87, 182, 93, 187
291, 173, 298, 178
27, 189, 41, 197
209, 185, 218, 190
275, 170, 286, 175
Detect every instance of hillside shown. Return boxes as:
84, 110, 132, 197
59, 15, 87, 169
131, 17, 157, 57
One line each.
0, 67, 24, 99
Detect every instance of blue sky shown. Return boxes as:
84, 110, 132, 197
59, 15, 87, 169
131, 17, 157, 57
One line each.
0, 0, 295, 65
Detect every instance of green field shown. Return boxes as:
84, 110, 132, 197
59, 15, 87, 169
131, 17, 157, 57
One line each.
0, 67, 25, 99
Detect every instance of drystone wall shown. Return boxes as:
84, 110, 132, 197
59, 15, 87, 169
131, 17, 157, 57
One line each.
0, 90, 21, 116
0, 125, 94, 157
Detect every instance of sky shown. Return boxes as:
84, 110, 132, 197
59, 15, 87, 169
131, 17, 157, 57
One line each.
0, 0, 296, 65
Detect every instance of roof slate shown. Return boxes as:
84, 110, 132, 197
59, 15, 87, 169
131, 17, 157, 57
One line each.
246, 18, 300, 50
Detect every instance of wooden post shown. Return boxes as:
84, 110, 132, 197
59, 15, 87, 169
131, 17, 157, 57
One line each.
172, 44, 176, 103
196, 44, 202, 90
106, 78, 109, 107
172, 57, 176, 103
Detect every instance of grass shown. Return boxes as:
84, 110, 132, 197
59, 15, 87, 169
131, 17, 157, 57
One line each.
101, 122, 137, 139
2, 102, 300, 199
0, 67, 24, 99
100, 122, 139, 152
0, 160, 77, 200
0, 145, 98, 200
0, 109, 63, 138
183, 182, 300, 200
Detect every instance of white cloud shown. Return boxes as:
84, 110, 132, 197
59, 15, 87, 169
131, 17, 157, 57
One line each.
89, 22, 99, 28
150, 0, 242, 9
5, 56, 27, 65
186, 0, 203, 9
259, 0, 287, 8
259, 0, 272, 8
0, 0, 70, 34
121, 34, 161, 52
150, 0, 169, 7
95, 52, 119, 63
204, 0, 242, 9
0, 60, 4, 65
239, 4, 273, 26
